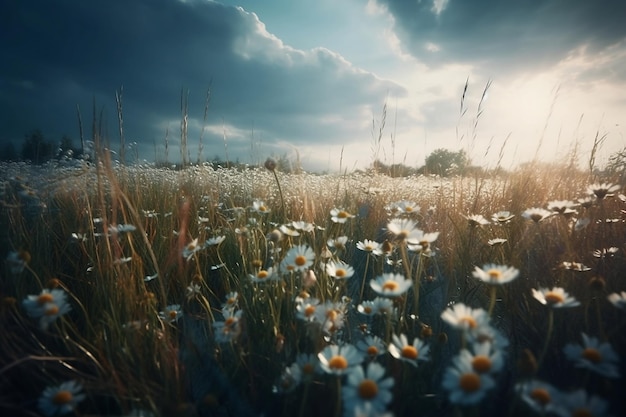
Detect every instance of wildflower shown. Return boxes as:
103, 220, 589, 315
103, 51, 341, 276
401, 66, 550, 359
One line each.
159, 304, 183, 323
327, 236, 349, 251
371, 297, 396, 317
302, 269, 317, 288
111, 223, 137, 233
406, 230, 439, 252
264, 157, 277, 171
222, 291, 239, 311
213, 309, 243, 343
356, 239, 383, 256
442, 355, 495, 405
388, 333, 430, 367
554, 389, 611, 417
532, 287, 580, 308
577, 196, 596, 209
326, 260, 355, 280
356, 300, 377, 317
522, 208, 554, 223
592, 247, 619, 258
607, 291, 626, 309
515, 379, 562, 415
343, 362, 394, 415
295, 297, 320, 322
356, 335, 386, 359
492, 211, 515, 223
487, 238, 507, 246
464, 214, 490, 227
467, 323, 510, 350
292, 220, 315, 232
22, 289, 72, 330
472, 264, 519, 285
560, 261, 591, 272
6, 250, 28, 274
330, 208, 355, 223
186, 283, 202, 299
387, 218, 420, 242
275, 365, 302, 394
182, 238, 202, 260
318, 344, 363, 375
292, 353, 321, 382
370, 273, 413, 298
387, 200, 420, 215
38, 380, 86, 417
587, 182, 620, 200
547, 200, 577, 215
563, 333, 620, 378
453, 342, 504, 375
251, 200, 270, 214
441, 303, 490, 334
249, 267, 278, 283
204, 235, 226, 247
281, 244, 315, 272
315, 300, 347, 335
266, 228, 283, 243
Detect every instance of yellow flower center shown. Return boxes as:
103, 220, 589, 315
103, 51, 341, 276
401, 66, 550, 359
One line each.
225, 317, 236, 326
459, 372, 481, 393
530, 388, 551, 406
487, 269, 502, 281
382, 281, 399, 291
405, 206, 413, 212
459, 316, 477, 329
366, 346, 379, 356
401, 345, 418, 360
302, 363, 315, 374
337, 211, 349, 219
326, 309, 339, 321
52, 390, 73, 405
363, 306, 373, 314
358, 379, 379, 399
258, 205, 267, 212
328, 355, 348, 370
365, 245, 374, 251
37, 293, 54, 304
582, 348, 603, 363
44, 304, 60, 316
168, 310, 178, 320
530, 213, 543, 222
295, 255, 307, 267
257, 270, 269, 279
304, 305, 316, 317
572, 408, 593, 417
335, 268, 347, 278
544, 292, 564, 304
471, 355, 492, 373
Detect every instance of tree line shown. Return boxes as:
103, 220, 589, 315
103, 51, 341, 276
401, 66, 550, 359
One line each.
0, 130, 83, 164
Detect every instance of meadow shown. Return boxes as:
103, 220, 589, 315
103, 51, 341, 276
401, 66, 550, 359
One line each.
1, 156, 625, 417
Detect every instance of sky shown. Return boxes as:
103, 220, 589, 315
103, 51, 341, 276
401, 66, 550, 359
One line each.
1, 0, 625, 172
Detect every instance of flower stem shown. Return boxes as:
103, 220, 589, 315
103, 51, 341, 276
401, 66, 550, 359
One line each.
487, 285, 497, 316
538, 308, 554, 368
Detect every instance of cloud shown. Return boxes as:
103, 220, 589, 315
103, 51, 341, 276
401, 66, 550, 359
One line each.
373, 0, 626, 77
0, 0, 405, 167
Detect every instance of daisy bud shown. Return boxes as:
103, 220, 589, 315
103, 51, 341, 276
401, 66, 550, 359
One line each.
517, 348, 538, 377
266, 229, 283, 244
588, 276, 606, 292
437, 332, 448, 345
420, 324, 433, 339
303, 270, 317, 288
46, 278, 61, 289
251, 259, 263, 269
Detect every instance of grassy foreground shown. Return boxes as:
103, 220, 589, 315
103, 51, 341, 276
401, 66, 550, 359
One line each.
1, 158, 625, 417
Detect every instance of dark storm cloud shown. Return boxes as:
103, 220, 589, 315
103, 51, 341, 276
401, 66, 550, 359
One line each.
0, 0, 404, 162
375, 0, 626, 75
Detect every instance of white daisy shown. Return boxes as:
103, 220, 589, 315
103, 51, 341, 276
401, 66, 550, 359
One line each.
330, 208, 355, 223
38, 380, 86, 417
452, 341, 504, 375
326, 260, 355, 280
442, 354, 495, 405
554, 389, 611, 417
472, 263, 519, 285
22, 289, 72, 330
356, 335, 387, 359
563, 333, 620, 378
441, 303, 490, 335
318, 344, 363, 375
356, 239, 383, 256
370, 273, 413, 298
281, 244, 315, 272
515, 379, 563, 415
343, 362, 394, 415
388, 333, 430, 367
158, 304, 183, 323
607, 291, 626, 309
532, 287, 580, 308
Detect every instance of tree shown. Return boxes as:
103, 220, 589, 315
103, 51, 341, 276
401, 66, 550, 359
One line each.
424, 148, 469, 176
21, 129, 54, 164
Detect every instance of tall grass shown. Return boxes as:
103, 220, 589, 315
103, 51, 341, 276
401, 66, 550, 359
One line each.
1, 134, 625, 416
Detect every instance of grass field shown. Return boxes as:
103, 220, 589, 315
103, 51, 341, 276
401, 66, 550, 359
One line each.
1, 157, 625, 417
